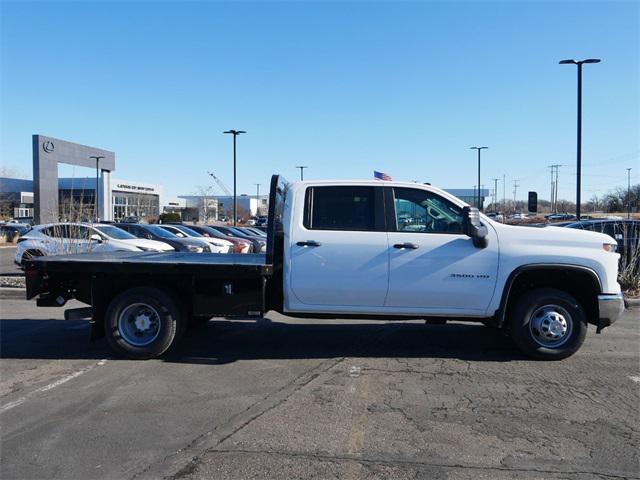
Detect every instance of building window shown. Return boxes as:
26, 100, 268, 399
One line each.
111, 191, 160, 220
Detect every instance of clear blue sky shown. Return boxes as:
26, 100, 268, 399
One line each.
1, 0, 638, 202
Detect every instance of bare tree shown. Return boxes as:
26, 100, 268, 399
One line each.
193, 186, 216, 223
0, 166, 28, 179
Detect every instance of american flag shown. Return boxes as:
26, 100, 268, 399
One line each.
374, 170, 392, 181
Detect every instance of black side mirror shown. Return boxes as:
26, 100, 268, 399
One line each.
462, 206, 489, 248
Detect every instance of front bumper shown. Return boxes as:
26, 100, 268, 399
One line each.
597, 293, 625, 331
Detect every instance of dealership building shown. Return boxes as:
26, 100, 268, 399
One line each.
0, 176, 163, 221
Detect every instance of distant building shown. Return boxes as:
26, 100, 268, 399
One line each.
1, 174, 491, 223
174, 194, 269, 222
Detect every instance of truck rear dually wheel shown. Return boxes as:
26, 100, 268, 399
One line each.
510, 288, 587, 360
104, 287, 183, 359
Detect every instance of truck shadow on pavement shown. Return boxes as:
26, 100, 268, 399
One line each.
0, 317, 526, 363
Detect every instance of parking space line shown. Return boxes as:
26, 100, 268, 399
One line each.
0, 359, 108, 414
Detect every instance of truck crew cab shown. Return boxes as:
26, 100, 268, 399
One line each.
25, 175, 625, 360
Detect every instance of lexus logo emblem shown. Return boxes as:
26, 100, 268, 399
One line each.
43, 141, 55, 153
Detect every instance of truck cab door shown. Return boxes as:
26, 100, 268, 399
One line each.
286, 185, 389, 311
385, 187, 499, 316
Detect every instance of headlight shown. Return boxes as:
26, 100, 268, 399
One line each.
186, 245, 204, 253
603, 243, 617, 253
137, 246, 157, 252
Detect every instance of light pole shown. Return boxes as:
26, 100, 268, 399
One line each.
255, 183, 261, 216
470, 147, 487, 209
559, 58, 601, 219
627, 168, 632, 219
89, 155, 104, 221
296, 166, 308, 181
223, 129, 246, 226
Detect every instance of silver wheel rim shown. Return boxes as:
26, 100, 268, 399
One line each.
529, 304, 573, 348
117, 303, 161, 347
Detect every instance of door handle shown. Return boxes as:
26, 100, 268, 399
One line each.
297, 240, 322, 247
393, 242, 419, 249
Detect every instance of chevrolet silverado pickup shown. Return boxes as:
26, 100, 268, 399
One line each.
25, 175, 625, 360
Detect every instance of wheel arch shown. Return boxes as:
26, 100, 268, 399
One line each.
21, 248, 44, 265
496, 264, 602, 328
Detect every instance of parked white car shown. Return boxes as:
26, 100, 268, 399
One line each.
15, 223, 174, 266
158, 225, 234, 253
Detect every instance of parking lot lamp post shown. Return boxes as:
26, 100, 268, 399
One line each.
223, 130, 246, 226
559, 58, 601, 220
89, 156, 104, 222
255, 183, 261, 216
627, 168, 632, 219
470, 147, 487, 209
296, 166, 308, 181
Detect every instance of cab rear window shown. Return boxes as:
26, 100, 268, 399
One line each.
304, 186, 382, 231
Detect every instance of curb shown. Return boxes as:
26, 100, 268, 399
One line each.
0, 288, 26, 299
625, 297, 640, 307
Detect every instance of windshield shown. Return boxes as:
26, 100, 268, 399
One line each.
229, 227, 250, 237
194, 225, 227, 239
175, 225, 203, 237
148, 226, 177, 238
212, 226, 234, 237
95, 225, 137, 240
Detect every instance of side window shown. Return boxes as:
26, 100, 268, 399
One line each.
304, 186, 378, 231
43, 225, 70, 238
601, 223, 615, 238
41, 226, 56, 237
68, 225, 90, 239
393, 188, 463, 234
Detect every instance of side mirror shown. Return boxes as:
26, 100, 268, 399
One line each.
90, 234, 103, 243
462, 206, 489, 248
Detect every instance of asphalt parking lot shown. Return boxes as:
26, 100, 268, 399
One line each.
0, 293, 638, 480
0, 246, 20, 275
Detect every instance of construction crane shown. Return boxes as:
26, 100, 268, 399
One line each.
207, 172, 232, 197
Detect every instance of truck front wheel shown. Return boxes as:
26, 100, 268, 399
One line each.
104, 287, 183, 359
510, 288, 587, 360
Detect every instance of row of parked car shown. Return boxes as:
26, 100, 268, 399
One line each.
11, 218, 640, 266
14, 222, 268, 266
0, 222, 31, 243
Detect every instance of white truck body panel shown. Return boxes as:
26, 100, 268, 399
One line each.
283, 180, 620, 317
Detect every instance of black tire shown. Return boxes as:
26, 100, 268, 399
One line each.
104, 287, 184, 360
510, 288, 587, 360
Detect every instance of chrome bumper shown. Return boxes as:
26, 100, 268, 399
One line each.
597, 293, 625, 330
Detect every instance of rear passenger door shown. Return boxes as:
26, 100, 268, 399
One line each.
287, 185, 389, 311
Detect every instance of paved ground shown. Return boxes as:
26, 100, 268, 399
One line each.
0, 246, 20, 275
0, 293, 638, 480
